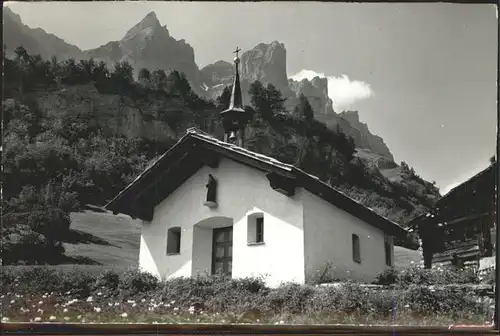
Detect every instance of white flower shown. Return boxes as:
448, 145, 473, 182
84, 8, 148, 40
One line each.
10, 300, 15, 304
141, 299, 146, 303
173, 307, 179, 311
64, 317, 70, 321
97, 292, 102, 296
171, 300, 176, 304
2, 317, 9, 322
121, 312, 128, 318
77, 315, 82, 320
114, 302, 120, 306
37, 308, 44, 313
49, 316, 57, 321
86, 296, 93, 302
165, 303, 171, 308
188, 306, 195, 314
42, 295, 47, 298
127, 300, 135, 304
34, 317, 42, 322
108, 303, 113, 307
38, 301, 43, 305
94, 307, 101, 313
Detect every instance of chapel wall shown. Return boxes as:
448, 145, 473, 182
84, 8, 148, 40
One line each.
301, 190, 391, 284
140, 157, 306, 286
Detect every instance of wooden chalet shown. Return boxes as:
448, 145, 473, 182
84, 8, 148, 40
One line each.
408, 161, 497, 269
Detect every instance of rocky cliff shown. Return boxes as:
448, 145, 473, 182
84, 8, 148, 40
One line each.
85, 12, 205, 96
202, 41, 394, 160
3, 7, 84, 60
288, 76, 335, 115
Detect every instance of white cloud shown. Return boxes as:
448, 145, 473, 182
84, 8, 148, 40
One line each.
290, 69, 374, 111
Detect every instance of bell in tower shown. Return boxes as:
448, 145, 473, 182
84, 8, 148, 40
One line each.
220, 47, 250, 147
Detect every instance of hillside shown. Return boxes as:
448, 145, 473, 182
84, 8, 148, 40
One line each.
64, 210, 141, 267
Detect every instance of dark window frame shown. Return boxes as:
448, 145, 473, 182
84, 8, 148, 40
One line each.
256, 217, 264, 243
352, 234, 361, 263
166, 227, 181, 255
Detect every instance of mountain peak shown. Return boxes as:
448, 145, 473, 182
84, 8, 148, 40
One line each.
141, 11, 160, 25
122, 11, 164, 41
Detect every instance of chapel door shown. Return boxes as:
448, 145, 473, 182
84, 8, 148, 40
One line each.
212, 226, 233, 276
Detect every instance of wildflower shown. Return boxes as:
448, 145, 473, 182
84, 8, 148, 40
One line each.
64, 317, 70, 321
49, 316, 57, 321
132, 303, 137, 307
188, 306, 195, 314
127, 300, 135, 304
173, 307, 179, 311
121, 312, 128, 318
97, 292, 102, 296
114, 302, 120, 306
404, 304, 410, 308
38, 301, 43, 305
142, 299, 146, 303
165, 303, 171, 308
42, 295, 47, 299
94, 307, 101, 313
2, 317, 9, 322
108, 303, 113, 307
34, 317, 42, 322
171, 300, 176, 304
77, 315, 82, 320
86, 296, 93, 302
10, 300, 15, 304
63, 308, 68, 313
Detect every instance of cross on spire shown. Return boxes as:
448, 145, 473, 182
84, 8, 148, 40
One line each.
233, 47, 242, 58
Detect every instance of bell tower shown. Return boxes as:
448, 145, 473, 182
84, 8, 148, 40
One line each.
220, 47, 249, 147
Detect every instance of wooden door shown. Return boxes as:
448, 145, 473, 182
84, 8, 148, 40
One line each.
212, 226, 233, 276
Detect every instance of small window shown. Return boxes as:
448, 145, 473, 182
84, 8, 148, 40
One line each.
385, 242, 392, 266
256, 217, 264, 243
247, 213, 264, 244
384, 234, 392, 266
352, 234, 361, 263
167, 227, 181, 255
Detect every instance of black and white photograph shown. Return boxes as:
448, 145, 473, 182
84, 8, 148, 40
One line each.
1, 1, 498, 330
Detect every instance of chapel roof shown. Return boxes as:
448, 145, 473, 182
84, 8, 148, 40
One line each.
105, 127, 411, 243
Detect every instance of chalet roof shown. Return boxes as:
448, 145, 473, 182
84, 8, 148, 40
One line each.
439, 162, 496, 202
105, 128, 410, 241
407, 162, 497, 230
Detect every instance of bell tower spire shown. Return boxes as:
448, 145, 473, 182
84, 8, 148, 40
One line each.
220, 47, 248, 147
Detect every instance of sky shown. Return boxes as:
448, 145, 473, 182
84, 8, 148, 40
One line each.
5, 1, 498, 194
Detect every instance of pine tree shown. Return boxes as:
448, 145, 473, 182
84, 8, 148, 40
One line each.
293, 94, 314, 122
